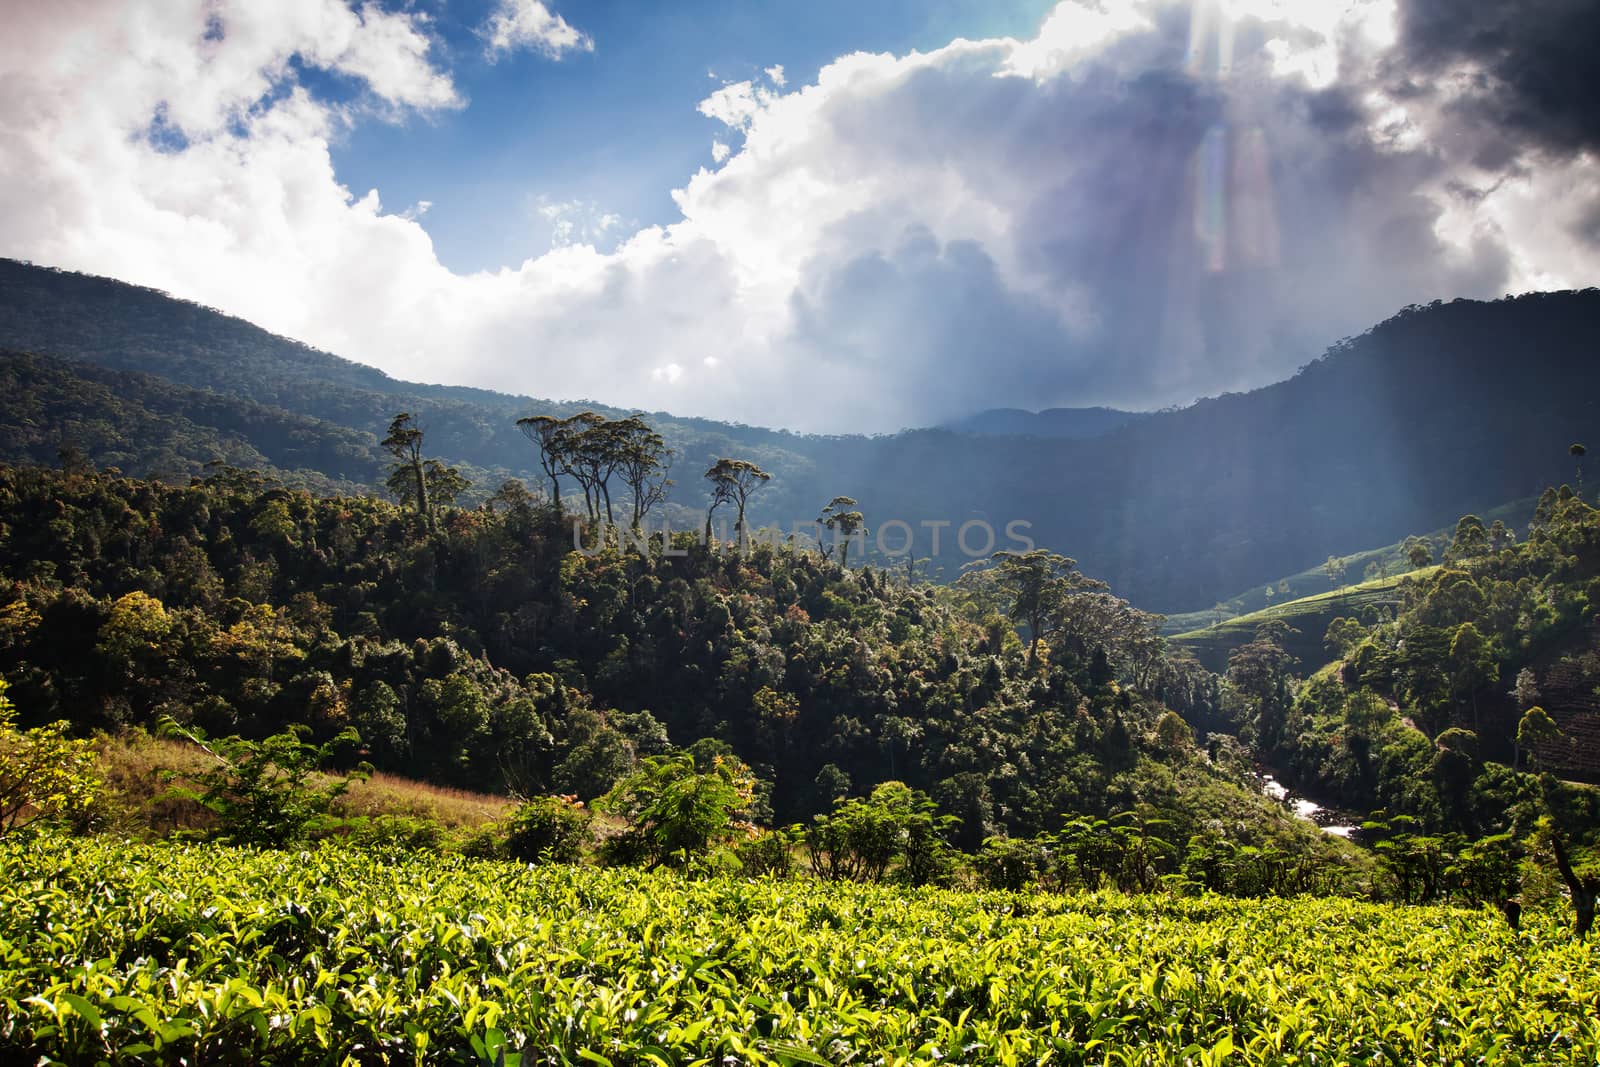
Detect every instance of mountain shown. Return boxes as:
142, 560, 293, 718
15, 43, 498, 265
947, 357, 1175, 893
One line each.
0, 350, 382, 493
2, 258, 1598, 612
939, 406, 1148, 439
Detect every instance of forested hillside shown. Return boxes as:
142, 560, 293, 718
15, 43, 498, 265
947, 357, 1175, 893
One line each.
4, 260, 1599, 610
0, 350, 381, 492
0, 461, 1300, 853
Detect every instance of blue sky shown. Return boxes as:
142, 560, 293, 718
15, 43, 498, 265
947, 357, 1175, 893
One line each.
2, 0, 1595, 431
328, 1, 1058, 273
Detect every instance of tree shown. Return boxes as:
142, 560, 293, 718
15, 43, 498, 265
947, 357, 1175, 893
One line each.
818, 496, 866, 567
1516, 706, 1561, 771
1487, 520, 1515, 552
597, 748, 756, 868
1323, 554, 1347, 592
1572, 442, 1587, 494
1448, 622, 1497, 732
387, 459, 468, 514
382, 413, 433, 533
1445, 515, 1488, 563
704, 458, 771, 551
1510, 670, 1541, 770
163, 722, 367, 848
1552, 831, 1600, 939
990, 549, 1097, 669
504, 795, 592, 864
1227, 622, 1298, 750
516, 414, 567, 507
1323, 617, 1365, 658
615, 416, 673, 528
0, 679, 101, 835
1403, 536, 1434, 570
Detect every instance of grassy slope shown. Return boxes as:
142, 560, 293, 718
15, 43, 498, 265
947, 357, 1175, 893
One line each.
93, 733, 513, 838
1168, 567, 1439, 673
1161, 495, 1536, 636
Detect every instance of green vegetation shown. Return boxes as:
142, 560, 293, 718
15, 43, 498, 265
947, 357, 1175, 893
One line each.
7, 258, 1600, 609
1170, 568, 1436, 672
0, 460, 1309, 850
5, 265, 1600, 1059
0, 678, 100, 835
4, 835, 1596, 1065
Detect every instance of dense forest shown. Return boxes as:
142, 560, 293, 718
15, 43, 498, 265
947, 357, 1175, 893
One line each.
5, 447, 1600, 908
4, 259, 1600, 610
0, 458, 1272, 848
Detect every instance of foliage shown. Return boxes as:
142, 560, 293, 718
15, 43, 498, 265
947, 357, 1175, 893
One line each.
597, 749, 756, 868
502, 794, 592, 865
0, 678, 100, 835
165, 723, 368, 848
4, 835, 1599, 1064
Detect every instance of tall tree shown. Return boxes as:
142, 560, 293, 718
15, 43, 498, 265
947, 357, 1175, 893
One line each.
817, 496, 866, 567
1403, 536, 1434, 570
704, 458, 771, 551
1572, 442, 1587, 494
616, 416, 673, 528
382, 413, 432, 533
1448, 622, 1497, 733
559, 413, 607, 523
989, 549, 1092, 670
516, 414, 567, 507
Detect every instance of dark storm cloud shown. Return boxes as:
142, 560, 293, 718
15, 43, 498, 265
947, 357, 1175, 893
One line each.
773, 11, 1512, 425
1391, 0, 1600, 157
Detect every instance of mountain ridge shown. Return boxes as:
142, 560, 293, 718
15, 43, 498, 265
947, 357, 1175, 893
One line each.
3, 257, 1597, 612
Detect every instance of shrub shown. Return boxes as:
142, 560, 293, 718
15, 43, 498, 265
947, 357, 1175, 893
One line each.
504, 795, 592, 864
0, 679, 101, 836
736, 824, 801, 877
974, 835, 1049, 891
597, 748, 756, 869
163, 721, 368, 848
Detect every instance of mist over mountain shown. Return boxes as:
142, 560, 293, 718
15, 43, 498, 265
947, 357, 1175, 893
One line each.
938, 408, 1148, 440
2, 259, 1597, 613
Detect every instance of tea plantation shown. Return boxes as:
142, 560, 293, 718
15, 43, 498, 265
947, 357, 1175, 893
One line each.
3, 835, 1596, 1065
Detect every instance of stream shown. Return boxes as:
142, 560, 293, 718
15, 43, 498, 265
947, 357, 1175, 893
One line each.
1258, 773, 1359, 839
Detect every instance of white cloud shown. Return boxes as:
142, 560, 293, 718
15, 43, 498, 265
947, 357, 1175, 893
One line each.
711, 140, 731, 163
765, 64, 787, 87
0, 0, 1595, 433
483, 0, 591, 60
696, 80, 776, 130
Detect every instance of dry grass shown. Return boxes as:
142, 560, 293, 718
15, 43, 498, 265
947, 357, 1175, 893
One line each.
328, 771, 512, 829
92, 732, 512, 836
92, 732, 220, 835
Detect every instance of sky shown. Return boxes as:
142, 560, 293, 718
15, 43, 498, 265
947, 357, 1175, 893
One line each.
1, 0, 1597, 433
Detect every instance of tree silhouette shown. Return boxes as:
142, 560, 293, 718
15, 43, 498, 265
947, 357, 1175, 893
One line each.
516, 414, 567, 508
382, 413, 432, 533
704, 458, 771, 551
818, 496, 866, 567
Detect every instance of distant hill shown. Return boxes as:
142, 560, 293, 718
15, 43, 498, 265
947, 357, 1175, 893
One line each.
1162, 496, 1540, 635
2, 258, 1598, 611
1169, 569, 1436, 674
939, 406, 1147, 439
0, 350, 379, 494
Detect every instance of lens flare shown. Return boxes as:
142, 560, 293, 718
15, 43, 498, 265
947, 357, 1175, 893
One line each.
1190, 122, 1282, 274
1231, 126, 1281, 268
1194, 124, 1229, 272
1185, 0, 1235, 79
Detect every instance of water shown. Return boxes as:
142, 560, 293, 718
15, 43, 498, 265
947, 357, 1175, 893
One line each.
1259, 774, 1358, 838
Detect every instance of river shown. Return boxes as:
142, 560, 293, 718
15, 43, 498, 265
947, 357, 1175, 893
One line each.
1258, 773, 1359, 839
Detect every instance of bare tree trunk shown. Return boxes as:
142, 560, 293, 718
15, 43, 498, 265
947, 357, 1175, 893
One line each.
1554, 833, 1599, 939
